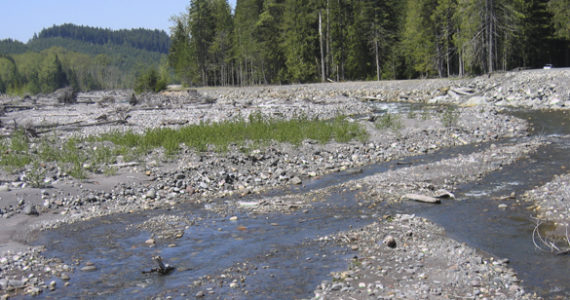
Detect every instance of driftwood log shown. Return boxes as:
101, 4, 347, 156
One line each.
402, 193, 441, 204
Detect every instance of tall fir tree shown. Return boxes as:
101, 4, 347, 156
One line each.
233, 0, 264, 85
189, 0, 215, 85
282, 0, 319, 82
209, 0, 234, 86
39, 53, 68, 93
169, 19, 193, 86
254, 0, 286, 83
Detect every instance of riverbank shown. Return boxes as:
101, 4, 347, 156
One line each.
1, 69, 569, 298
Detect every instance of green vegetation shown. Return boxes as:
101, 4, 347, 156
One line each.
134, 68, 168, 94
0, 24, 169, 95
99, 113, 368, 153
0, 115, 367, 183
37, 23, 170, 53
169, 0, 568, 87
0, 130, 32, 171
440, 106, 460, 128
375, 113, 403, 131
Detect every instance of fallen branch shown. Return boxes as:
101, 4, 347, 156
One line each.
531, 217, 570, 255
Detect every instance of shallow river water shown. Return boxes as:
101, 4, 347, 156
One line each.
32, 108, 570, 299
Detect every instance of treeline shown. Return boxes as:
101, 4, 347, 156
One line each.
169, 0, 570, 86
37, 24, 171, 54
0, 25, 169, 95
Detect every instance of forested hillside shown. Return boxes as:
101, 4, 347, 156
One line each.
0, 24, 169, 95
36, 24, 170, 54
169, 0, 569, 86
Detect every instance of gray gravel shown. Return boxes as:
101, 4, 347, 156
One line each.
313, 214, 538, 300
523, 171, 570, 226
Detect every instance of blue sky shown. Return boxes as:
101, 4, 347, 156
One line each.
1, 0, 237, 42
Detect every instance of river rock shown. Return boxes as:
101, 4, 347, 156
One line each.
86, 193, 98, 202
383, 235, 397, 248
290, 176, 302, 185
80, 265, 97, 272
145, 189, 156, 199
463, 96, 487, 107
23, 204, 39, 216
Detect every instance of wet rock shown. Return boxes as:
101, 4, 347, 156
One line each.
26, 287, 42, 296
80, 265, 97, 272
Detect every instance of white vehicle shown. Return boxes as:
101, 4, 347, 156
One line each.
543, 64, 553, 69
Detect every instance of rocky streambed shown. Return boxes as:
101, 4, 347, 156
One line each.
0, 69, 569, 298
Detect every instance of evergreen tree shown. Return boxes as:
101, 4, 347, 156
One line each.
39, 53, 68, 93
209, 0, 234, 86
0, 55, 20, 93
431, 0, 458, 77
254, 0, 286, 83
169, 19, 193, 85
189, 0, 216, 85
233, 0, 264, 85
344, 0, 399, 80
522, 0, 556, 67
329, 0, 351, 81
400, 0, 438, 77
547, 0, 570, 40
346, 0, 373, 80
282, 0, 319, 82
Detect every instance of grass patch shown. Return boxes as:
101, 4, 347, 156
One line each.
0, 114, 368, 182
375, 113, 403, 131
440, 106, 460, 128
0, 130, 32, 171
101, 113, 368, 154
26, 159, 47, 188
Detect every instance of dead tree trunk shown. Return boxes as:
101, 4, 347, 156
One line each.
319, 10, 326, 82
